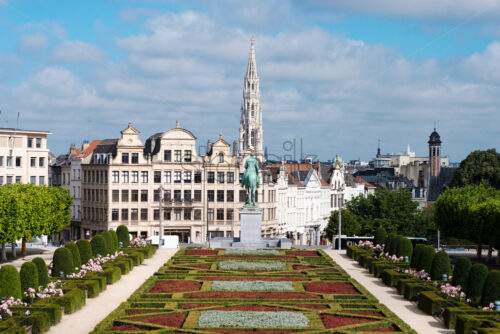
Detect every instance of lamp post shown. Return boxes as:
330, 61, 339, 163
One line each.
337, 188, 344, 250
159, 184, 164, 248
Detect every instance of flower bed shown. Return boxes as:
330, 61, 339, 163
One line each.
218, 261, 287, 271
148, 280, 201, 293
134, 313, 186, 327
211, 281, 294, 292
203, 276, 307, 281
305, 282, 360, 294
198, 310, 309, 328
320, 314, 373, 328
224, 249, 280, 256
185, 249, 218, 256
185, 291, 321, 299
287, 251, 319, 257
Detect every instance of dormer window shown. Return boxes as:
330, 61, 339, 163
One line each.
218, 153, 224, 163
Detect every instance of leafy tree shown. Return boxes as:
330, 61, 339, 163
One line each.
0, 185, 22, 261
325, 209, 360, 241
450, 149, 500, 189
469, 198, 500, 264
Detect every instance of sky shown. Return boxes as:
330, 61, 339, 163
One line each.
1, 1, 499, 163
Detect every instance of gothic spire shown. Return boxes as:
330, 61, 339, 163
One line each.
246, 34, 258, 79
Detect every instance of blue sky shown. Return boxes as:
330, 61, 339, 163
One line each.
1, 0, 499, 162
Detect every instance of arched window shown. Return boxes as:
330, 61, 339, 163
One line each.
218, 153, 224, 163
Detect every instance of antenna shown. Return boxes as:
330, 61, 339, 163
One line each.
87, 115, 90, 142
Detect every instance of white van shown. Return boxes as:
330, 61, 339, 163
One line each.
146, 235, 179, 249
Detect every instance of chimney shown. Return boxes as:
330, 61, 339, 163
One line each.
233, 140, 237, 156
69, 144, 77, 154
82, 140, 90, 150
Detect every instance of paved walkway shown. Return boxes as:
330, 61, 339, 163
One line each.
325, 250, 453, 334
48, 248, 178, 334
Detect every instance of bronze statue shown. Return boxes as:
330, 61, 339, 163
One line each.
242, 154, 260, 207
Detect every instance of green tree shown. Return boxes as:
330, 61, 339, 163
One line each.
325, 209, 360, 241
0, 185, 22, 261
469, 198, 500, 264
450, 149, 500, 189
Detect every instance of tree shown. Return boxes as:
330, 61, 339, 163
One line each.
0, 185, 23, 260
450, 149, 500, 189
325, 209, 360, 241
470, 198, 500, 264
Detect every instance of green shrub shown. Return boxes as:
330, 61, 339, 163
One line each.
64, 242, 82, 269
20, 262, 39, 293
109, 230, 119, 252
397, 237, 413, 261
481, 269, 500, 306
76, 239, 93, 264
90, 235, 107, 257
430, 251, 451, 280
126, 251, 144, 266
381, 269, 402, 287
410, 244, 425, 269
46, 288, 86, 314
466, 263, 489, 305
116, 225, 130, 247
135, 245, 154, 259
101, 231, 115, 254
52, 247, 74, 277
99, 266, 121, 284
32, 257, 48, 287
113, 260, 130, 275
452, 257, 472, 288
13, 302, 63, 325
0, 265, 22, 299
397, 278, 416, 295
346, 245, 357, 259
455, 314, 482, 334
23, 311, 51, 333
385, 233, 395, 254
417, 245, 435, 273
417, 291, 445, 315
63, 278, 101, 298
404, 282, 428, 301
84, 272, 107, 292
389, 235, 401, 255
373, 227, 387, 246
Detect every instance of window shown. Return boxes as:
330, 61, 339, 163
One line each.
217, 172, 224, 183
6, 156, 12, 167
122, 190, 129, 202
141, 190, 148, 202
164, 190, 171, 201
174, 150, 181, 162
96, 171, 100, 183
217, 208, 224, 220
207, 172, 214, 183
121, 209, 129, 221
122, 171, 129, 183
38, 176, 44, 185
184, 150, 192, 162
30, 157, 36, 167
15, 157, 21, 167
141, 171, 148, 183
30, 176, 36, 184
194, 190, 202, 201
174, 171, 181, 183
164, 209, 171, 220
164, 171, 171, 183
174, 190, 181, 202
140, 208, 148, 221
227, 209, 234, 221
27, 138, 33, 148
207, 190, 214, 202
131, 208, 138, 221
184, 209, 191, 220
112, 190, 119, 202
184, 171, 191, 183
184, 190, 191, 201
112, 209, 119, 221
227, 190, 234, 202
174, 210, 181, 220
122, 153, 129, 164
131, 190, 139, 202
0, 157, 3, 166
227, 172, 234, 183
239, 173, 244, 184
131, 153, 139, 164
131, 171, 138, 183
36, 138, 41, 148
218, 153, 224, 163
164, 150, 171, 162
217, 190, 224, 202
153, 209, 159, 220
112, 171, 119, 183
153, 189, 160, 202
194, 171, 202, 183
6, 176, 13, 184
207, 208, 214, 221
194, 209, 202, 220
239, 190, 246, 202
154, 170, 161, 183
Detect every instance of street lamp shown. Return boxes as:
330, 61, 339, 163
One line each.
159, 184, 164, 248
337, 187, 344, 250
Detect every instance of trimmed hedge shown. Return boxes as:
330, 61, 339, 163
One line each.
116, 224, 130, 247
373, 227, 387, 246
43, 288, 86, 314
481, 269, 500, 306
90, 235, 107, 257
20, 261, 39, 293
0, 265, 22, 299
99, 266, 122, 284
32, 257, 49, 287
65, 242, 82, 269
404, 282, 428, 301
389, 235, 401, 256
455, 314, 482, 334
385, 233, 396, 254
410, 244, 426, 269
452, 257, 472, 288
417, 245, 435, 273
417, 291, 445, 315
430, 251, 451, 281
381, 269, 402, 287
109, 230, 119, 252
52, 247, 74, 277
101, 231, 115, 254
397, 237, 413, 261
466, 263, 489, 305
76, 239, 93, 265
63, 278, 101, 298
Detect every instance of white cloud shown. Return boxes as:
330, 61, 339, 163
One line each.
18, 33, 48, 51
52, 41, 107, 63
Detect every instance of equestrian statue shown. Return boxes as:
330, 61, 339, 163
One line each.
242, 154, 260, 207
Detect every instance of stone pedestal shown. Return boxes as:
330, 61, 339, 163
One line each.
239, 207, 263, 243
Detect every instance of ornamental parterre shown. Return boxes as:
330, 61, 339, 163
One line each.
92, 249, 415, 333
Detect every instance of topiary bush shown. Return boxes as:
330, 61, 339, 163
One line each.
52, 247, 74, 277
76, 239, 92, 264
430, 251, 451, 281
385, 233, 395, 254
417, 245, 435, 273
390, 235, 401, 256
480, 269, 500, 306
20, 261, 39, 293
373, 227, 387, 247
65, 242, 82, 269
0, 265, 22, 299
452, 257, 472, 288
411, 244, 426, 269
116, 225, 130, 248
90, 235, 107, 257
109, 230, 119, 252
466, 263, 489, 305
32, 257, 49, 287
397, 237, 413, 261
101, 231, 115, 254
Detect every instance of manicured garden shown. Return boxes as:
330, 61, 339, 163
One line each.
347, 233, 500, 334
92, 248, 415, 333
0, 225, 156, 334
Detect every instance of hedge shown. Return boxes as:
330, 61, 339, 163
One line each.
101, 231, 115, 254
410, 244, 425, 269
404, 282, 429, 301
20, 262, 39, 293
113, 260, 130, 275
12, 302, 63, 325
116, 225, 130, 247
381, 269, 402, 287
455, 314, 482, 334
397, 237, 413, 261
480, 269, 500, 306
76, 239, 93, 265
0, 265, 22, 299
430, 251, 451, 281
40, 288, 86, 314
64, 242, 82, 270
466, 263, 489, 305
109, 230, 119, 252
346, 245, 357, 259
389, 235, 401, 256
63, 278, 101, 298
373, 227, 387, 246
417, 291, 445, 316
417, 245, 435, 273
452, 257, 472, 288
99, 266, 122, 284
90, 235, 107, 257
85, 272, 107, 292
22, 311, 51, 333
52, 247, 74, 277
32, 257, 49, 287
